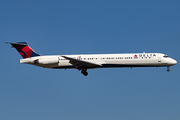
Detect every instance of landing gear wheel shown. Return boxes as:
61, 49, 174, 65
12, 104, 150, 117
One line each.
167, 66, 170, 72
83, 72, 88, 76
81, 69, 88, 76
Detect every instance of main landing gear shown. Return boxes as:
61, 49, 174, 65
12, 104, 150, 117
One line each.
81, 68, 88, 76
167, 66, 170, 72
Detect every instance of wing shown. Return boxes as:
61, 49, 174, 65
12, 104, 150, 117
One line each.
61, 56, 102, 69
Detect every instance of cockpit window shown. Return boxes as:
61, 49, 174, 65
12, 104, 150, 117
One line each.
163, 55, 169, 58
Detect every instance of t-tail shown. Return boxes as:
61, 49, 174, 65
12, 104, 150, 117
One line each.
6, 42, 40, 58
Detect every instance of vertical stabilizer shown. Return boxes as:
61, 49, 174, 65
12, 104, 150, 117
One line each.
6, 42, 41, 58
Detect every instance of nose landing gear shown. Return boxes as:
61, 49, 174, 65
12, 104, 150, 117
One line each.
167, 66, 170, 72
81, 68, 88, 76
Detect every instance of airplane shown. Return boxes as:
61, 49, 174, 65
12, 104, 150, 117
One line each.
6, 42, 177, 76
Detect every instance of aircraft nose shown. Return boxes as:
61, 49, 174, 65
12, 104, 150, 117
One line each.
170, 59, 177, 65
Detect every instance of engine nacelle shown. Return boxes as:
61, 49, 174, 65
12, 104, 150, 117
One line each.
34, 58, 59, 64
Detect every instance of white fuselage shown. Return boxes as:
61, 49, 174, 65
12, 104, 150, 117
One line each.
20, 53, 177, 69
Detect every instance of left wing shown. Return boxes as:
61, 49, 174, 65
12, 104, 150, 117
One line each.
61, 56, 102, 69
